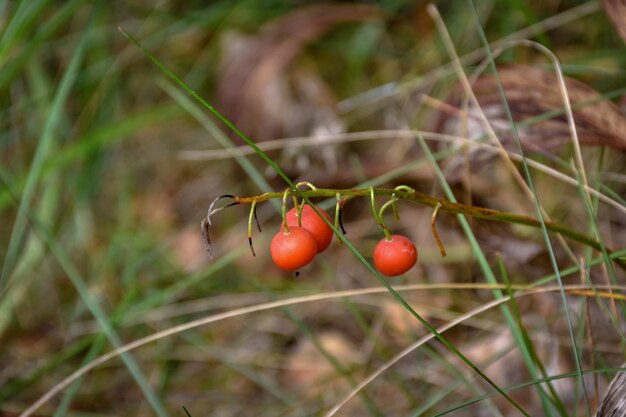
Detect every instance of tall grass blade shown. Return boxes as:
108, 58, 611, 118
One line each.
414, 131, 547, 416
467, 0, 592, 412
498, 256, 568, 415
0, 0, 82, 91
1, 4, 90, 289
0, 0, 48, 59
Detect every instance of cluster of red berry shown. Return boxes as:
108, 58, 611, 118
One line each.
270, 204, 417, 276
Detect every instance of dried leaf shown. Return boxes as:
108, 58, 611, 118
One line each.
476, 65, 625, 150
596, 365, 626, 417
603, 0, 626, 44
217, 4, 379, 141
436, 65, 626, 181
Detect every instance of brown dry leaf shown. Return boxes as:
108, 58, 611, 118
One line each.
596, 364, 626, 417
446, 65, 626, 151
217, 4, 380, 141
603, 0, 626, 44
436, 65, 626, 182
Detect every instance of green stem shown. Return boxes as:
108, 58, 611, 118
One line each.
281, 189, 290, 234
378, 195, 398, 240
370, 186, 391, 240
334, 193, 344, 244
379, 194, 398, 222
248, 201, 258, 257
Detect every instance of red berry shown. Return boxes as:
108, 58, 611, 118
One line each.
270, 226, 318, 271
285, 204, 333, 253
373, 234, 418, 276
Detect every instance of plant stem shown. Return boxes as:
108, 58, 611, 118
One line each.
225, 187, 625, 269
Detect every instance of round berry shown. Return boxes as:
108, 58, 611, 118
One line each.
286, 204, 333, 253
373, 234, 418, 276
270, 226, 318, 271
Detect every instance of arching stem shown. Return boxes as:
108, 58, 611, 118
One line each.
370, 186, 392, 241
335, 193, 347, 244
294, 182, 319, 226
431, 202, 446, 257
379, 194, 399, 224
248, 200, 259, 257
294, 181, 318, 191
206, 194, 240, 224
391, 186, 414, 221
281, 189, 291, 234
200, 218, 212, 258
202, 194, 240, 258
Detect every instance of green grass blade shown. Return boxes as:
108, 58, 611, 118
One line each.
32, 217, 171, 417
0, 3, 91, 289
0, 0, 82, 91
575, 165, 625, 312
421, 344, 505, 417
585, 148, 626, 349
415, 132, 552, 414
498, 256, 568, 415
341, 297, 419, 409
0, 0, 49, 59
0, 103, 182, 211
467, 0, 592, 412
0, 165, 61, 335
407, 382, 461, 417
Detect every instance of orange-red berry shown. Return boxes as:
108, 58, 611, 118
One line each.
270, 226, 318, 271
285, 205, 333, 253
373, 234, 417, 276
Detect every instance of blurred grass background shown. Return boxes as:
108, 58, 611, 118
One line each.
1, 0, 626, 416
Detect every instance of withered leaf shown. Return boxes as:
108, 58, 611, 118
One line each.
596, 364, 626, 417
439, 65, 626, 152
217, 4, 380, 142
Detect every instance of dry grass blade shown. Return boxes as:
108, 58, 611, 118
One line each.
21, 283, 626, 417
179, 128, 626, 215
178, 129, 460, 160
603, 0, 626, 44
